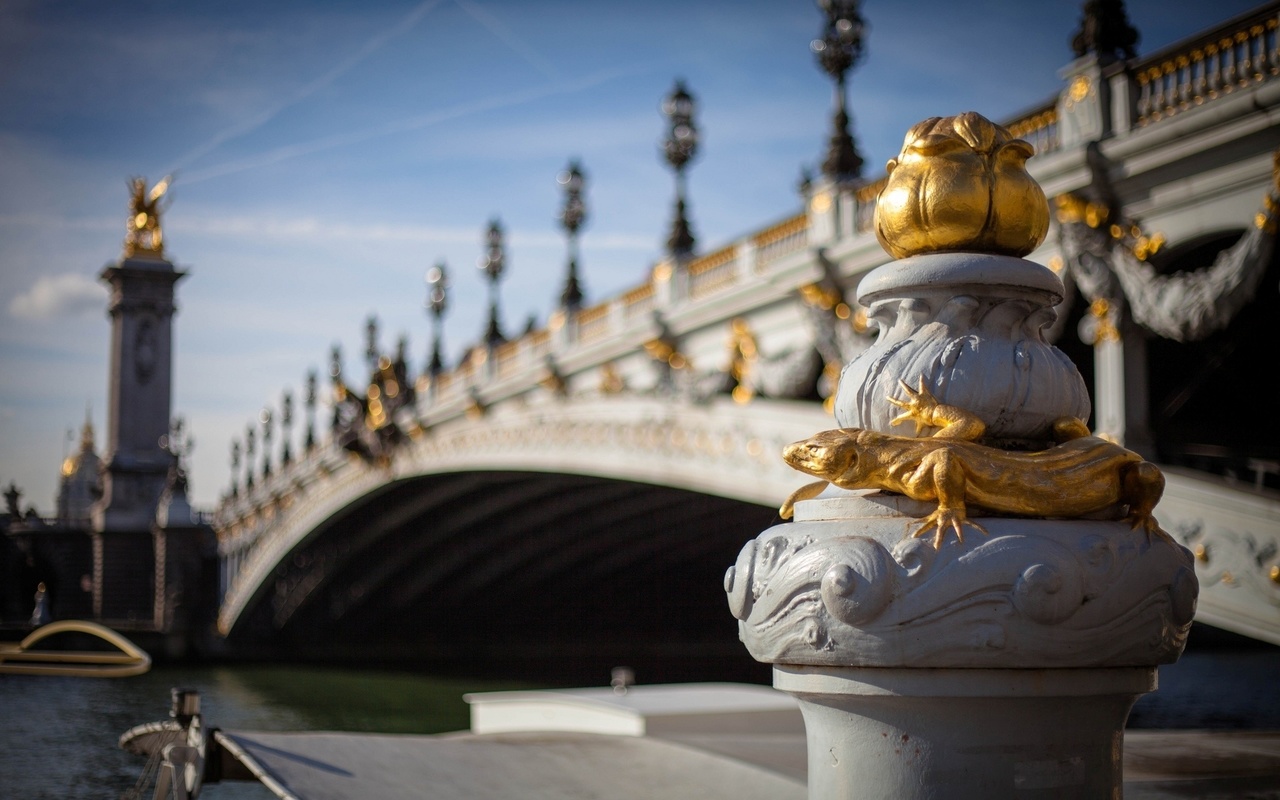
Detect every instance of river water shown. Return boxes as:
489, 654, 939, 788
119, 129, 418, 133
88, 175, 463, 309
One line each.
2, 640, 1277, 799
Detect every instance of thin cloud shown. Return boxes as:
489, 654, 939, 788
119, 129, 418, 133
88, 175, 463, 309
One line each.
9, 274, 106, 320
0, 210, 652, 250
179, 63, 654, 186
0, 213, 115, 232
169, 214, 653, 249
453, 0, 560, 81
166, 0, 444, 173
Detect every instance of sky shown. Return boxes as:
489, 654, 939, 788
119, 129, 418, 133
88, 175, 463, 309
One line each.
0, 0, 1265, 511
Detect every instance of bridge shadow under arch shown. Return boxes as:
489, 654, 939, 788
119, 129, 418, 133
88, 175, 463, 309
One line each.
1145, 228, 1280, 490
226, 470, 780, 684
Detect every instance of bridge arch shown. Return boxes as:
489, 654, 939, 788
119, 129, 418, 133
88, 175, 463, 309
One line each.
216, 396, 830, 674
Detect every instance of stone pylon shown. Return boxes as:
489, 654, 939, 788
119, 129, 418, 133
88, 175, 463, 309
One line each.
93, 177, 187, 626
725, 112, 1196, 799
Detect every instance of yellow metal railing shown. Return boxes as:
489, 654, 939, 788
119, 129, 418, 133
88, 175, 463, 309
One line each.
0, 620, 151, 677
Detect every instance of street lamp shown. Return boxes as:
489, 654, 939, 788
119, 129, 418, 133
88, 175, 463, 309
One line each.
425, 261, 449, 375
661, 80, 699, 259
280, 389, 293, 466
478, 218, 506, 347
557, 160, 587, 311
260, 406, 273, 479
304, 369, 317, 452
365, 314, 380, 374
811, 0, 865, 181
244, 424, 255, 490
229, 438, 240, 497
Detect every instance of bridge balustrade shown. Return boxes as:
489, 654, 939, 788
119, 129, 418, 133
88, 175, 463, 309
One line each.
686, 244, 741, 299
1135, 7, 1280, 126
1005, 102, 1060, 157
574, 301, 612, 345
621, 282, 656, 320
751, 213, 809, 271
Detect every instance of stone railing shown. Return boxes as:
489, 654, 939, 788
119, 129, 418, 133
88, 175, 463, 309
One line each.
752, 213, 809, 271
215, 203, 824, 517
1134, 2, 1280, 126
621, 282, 656, 321
1004, 100, 1060, 156
853, 177, 887, 233
687, 244, 740, 299
575, 301, 612, 345
493, 338, 523, 379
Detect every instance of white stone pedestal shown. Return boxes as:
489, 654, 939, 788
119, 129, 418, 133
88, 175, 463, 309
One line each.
726, 492, 1197, 799
776, 665, 1153, 799
725, 242, 1199, 798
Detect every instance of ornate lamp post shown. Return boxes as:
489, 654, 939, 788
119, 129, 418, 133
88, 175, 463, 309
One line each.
280, 389, 294, 466
425, 261, 449, 375
661, 81, 699, 259
304, 369, 317, 452
229, 438, 240, 498
244, 425, 255, 490
329, 345, 343, 386
478, 219, 506, 348
259, 407, 273, 480
811, 0, 866, 181
161, 416, 192, 465
557, 161, 587, 311
364, 314, 380, 374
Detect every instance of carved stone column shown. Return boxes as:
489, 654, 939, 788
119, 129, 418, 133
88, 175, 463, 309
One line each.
726, 113, 1196, 799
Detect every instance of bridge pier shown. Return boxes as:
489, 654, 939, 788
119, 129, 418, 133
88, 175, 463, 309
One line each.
92, 530, 154, 624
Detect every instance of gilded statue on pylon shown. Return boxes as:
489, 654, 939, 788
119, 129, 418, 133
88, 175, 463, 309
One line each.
124, 176, 171, 257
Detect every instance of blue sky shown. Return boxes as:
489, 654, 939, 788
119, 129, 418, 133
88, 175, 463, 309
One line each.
0, 0, 1263, 510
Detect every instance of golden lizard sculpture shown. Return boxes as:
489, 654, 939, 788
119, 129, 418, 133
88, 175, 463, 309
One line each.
780, 379, 1166, 548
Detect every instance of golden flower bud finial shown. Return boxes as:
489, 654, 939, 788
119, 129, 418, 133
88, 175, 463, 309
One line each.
874, 112, 1049, 259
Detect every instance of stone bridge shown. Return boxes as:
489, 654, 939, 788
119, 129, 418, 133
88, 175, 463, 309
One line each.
213, 5, 1280, 666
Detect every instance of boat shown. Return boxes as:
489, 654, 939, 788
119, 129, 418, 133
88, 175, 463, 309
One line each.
0, 619, 151, 677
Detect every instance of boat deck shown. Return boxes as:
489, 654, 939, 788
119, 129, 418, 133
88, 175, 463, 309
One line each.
210, 728, 1280, 799
212, 728, 807, 800
121, 681, 1280, 798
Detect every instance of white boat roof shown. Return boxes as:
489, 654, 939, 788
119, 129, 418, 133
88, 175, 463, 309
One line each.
463, 681, 803, 736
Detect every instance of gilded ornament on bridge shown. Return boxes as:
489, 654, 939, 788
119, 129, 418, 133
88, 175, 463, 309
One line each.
124, 176, 171, 257
781, 379, 1167, 548
1055, 193, 1166, 261
874, 112, 1048, 259
599, 363, 625, 394
727, 318, 758, 404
